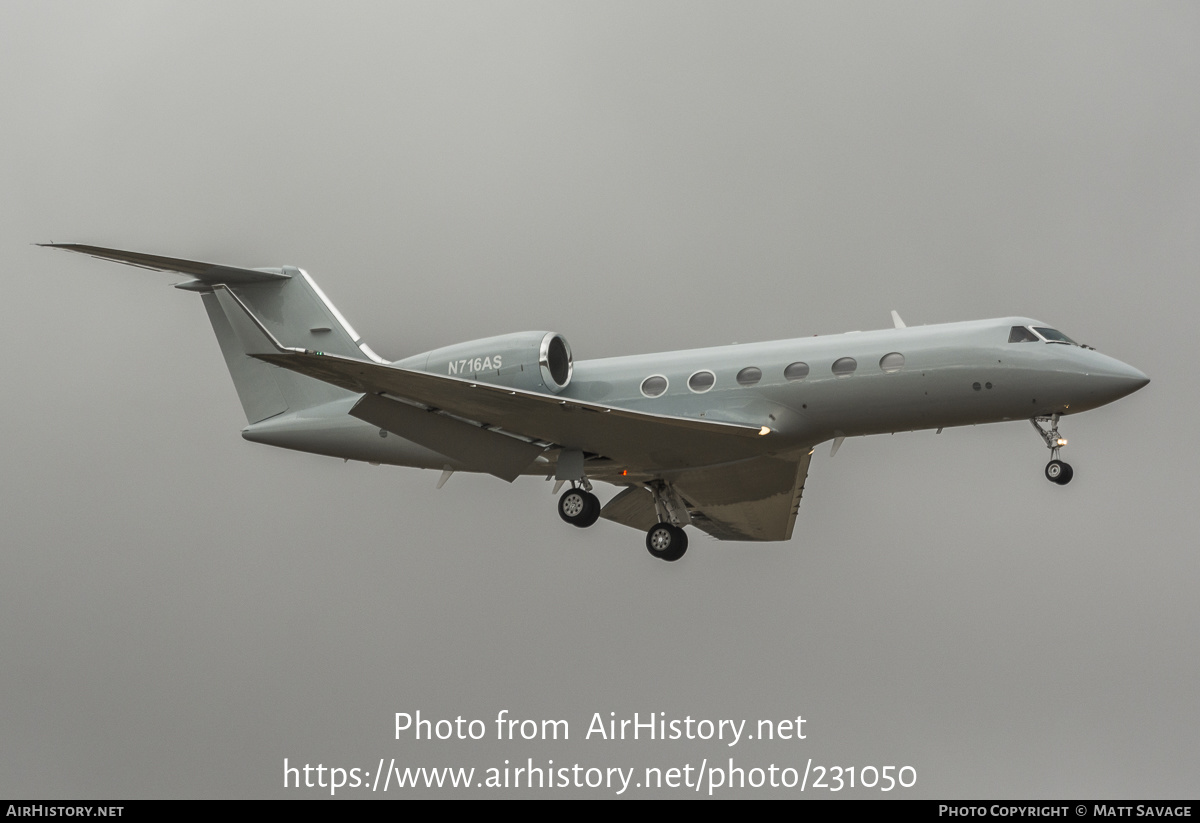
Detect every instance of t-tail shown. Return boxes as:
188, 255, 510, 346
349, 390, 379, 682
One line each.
39, 244, 383, 424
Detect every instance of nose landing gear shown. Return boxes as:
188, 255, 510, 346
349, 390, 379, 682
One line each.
1032, 414, 1073, 485
1045, 459, 1073, 484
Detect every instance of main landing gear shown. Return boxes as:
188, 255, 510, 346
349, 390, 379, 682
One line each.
646, 522, 688, 562
643, 481, 689, 562
557, 478, 691, 562
558, 484, 600, 528
1032, 414, 1073, 485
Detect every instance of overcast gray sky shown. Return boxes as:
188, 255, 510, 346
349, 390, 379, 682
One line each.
2, 1, 1198, 798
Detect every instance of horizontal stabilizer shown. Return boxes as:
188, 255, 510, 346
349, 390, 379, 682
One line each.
39, 243, 290, 285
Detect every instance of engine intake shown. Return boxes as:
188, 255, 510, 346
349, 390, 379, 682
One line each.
539, 332, 572, 389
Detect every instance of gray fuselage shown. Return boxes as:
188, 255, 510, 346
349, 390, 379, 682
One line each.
242, 316, 1149, 475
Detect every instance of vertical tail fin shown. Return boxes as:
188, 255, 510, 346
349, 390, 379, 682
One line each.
193, 269, 379, 422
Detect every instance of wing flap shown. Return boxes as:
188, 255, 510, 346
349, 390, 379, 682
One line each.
600, 451, 815, 542
599, 486, 660, 532
672, 450, 813, 541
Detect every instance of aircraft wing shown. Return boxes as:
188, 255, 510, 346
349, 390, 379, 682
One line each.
600, 449, 813, 541
211, 287, 774, 472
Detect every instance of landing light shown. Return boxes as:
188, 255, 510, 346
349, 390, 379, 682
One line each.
1057, 438, 1068, 447
759, 426, 771, 436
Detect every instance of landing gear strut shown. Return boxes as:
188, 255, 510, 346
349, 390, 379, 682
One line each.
1032, 414, 1073, 485
558, 484, 600, 528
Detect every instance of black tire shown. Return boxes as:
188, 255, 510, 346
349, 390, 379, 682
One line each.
662, 528, 688, 562
646, 523, 687, 561
646, 523, 679, 559
559, 488, 589, 524
559, 489, 602, 527
577, 492, 601, 528
1045, 460, 1069, 484
1057, 463, 1074, 485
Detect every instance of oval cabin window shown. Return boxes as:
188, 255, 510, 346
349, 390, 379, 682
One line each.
784, 361, 809, 381
831, 357, 857, 377
640, 375, 668, 397
879, 352, 904, 373
736, 367, 762, 386
688, 370, 716, 393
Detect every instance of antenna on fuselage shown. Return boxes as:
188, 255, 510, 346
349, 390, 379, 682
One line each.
891, 310, 906, 329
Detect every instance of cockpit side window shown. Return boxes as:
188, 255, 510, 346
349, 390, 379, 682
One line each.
1033, 327, 1078, 346
1008, 326, 1039, 343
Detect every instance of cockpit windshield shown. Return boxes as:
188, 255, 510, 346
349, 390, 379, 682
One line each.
1008, 326, 1039, 343
1008, 325, 1080, 345
1033, 327, 1078, 346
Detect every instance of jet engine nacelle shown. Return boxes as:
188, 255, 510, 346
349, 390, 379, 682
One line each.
396, 331, 574, 394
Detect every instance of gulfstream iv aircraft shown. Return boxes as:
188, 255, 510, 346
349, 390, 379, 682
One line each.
43, 244, 1149, 561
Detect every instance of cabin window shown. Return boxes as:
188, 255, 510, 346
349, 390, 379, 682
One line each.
736, 367, 762, 386
784, 362, 810, 381
640, 375, 668, 397
831, 357, 857, 377
1008, 326, 1038, 343
687, 370, 716, 393
879, 352, 904, 373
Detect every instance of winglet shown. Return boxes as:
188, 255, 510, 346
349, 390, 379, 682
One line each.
891, 310, 906, 329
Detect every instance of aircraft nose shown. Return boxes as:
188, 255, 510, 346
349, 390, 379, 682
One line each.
1088, 357, 1149, 403
1123, 364, 1150, 392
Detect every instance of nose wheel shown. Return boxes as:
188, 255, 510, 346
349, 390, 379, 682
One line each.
1045, 459, 1073, 485
1032, 414, 1073, 485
